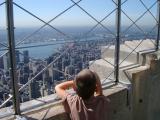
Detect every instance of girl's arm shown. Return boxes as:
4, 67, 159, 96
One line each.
55, 80, 74, 99
93, 72, 103, 96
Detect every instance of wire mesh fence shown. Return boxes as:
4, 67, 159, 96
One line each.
0, 0, 159, 117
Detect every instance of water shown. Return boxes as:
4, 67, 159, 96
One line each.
0, 41, 63, 59
17, 42, 62, 59
14, 36, 105, 59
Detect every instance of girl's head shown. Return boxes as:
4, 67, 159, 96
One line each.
74, 69, 96, 100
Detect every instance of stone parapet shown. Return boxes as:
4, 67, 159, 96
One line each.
1, 84, 130, 120
127, 51, 160, 120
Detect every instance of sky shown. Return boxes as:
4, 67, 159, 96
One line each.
0, 0, 158, 28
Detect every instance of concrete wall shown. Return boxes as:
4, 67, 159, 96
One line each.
127, 52, 160, 120
105, 85, 131, 120
25, 84, 131, 120
1, 84, 131, 120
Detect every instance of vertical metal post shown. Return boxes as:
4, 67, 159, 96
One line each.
6, 0, 20, 115
156, 0, 160, 51
114, 0, 121, 83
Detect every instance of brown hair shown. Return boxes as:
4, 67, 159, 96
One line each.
74, 69, 96, 100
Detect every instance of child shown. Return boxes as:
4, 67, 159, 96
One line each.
55, 69, 110, 120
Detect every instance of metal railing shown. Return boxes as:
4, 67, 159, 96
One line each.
0, 0, 159, 116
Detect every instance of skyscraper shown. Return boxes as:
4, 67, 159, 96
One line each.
23, 50, 29, 64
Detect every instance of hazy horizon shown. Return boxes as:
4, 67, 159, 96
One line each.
0, 0, 157, 28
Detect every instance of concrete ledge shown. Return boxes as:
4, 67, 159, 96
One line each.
1, 84, 130, 120
0, 94, 60, 119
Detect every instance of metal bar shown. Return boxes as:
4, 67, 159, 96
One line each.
70, 0, 116, 36
0, 51, 8, 58
122, 1, 157, 34
123, 9, 156, 46
0, 1, 5, 6
0, 95, 12, 108
102, 58, 115, 67
71, 0, 128, 40
83, 8, 117, 37
0, 45, 71, 108
1, 0, 82, 61
13, 2, 71, 39
119, 25, 157, 66
114, 0, 121, 83
119, 25, 157, 62
88, 41, 114, 68
102, 69, 115, 84
0, 42, 8, 48
5, 0, 20, 115
15, 0, 82, 47
139, 0, 158, 23
156, 0, 160, 50
121, 9, 157, 46
19, 47, 71, 91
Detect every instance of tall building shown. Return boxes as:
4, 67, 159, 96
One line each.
29, 74, 41, 99
0, 57, 4, 69
3, 53, 10, 71
15, 50, 20, 64
23, 50, 29, 64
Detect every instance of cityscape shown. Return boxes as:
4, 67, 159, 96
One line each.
0, 27, 157, 107
0, 27, 108, 106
